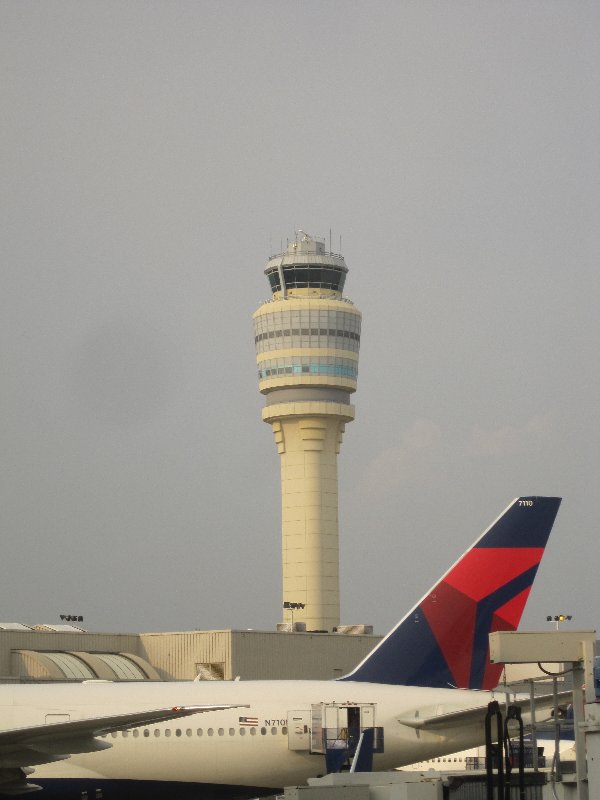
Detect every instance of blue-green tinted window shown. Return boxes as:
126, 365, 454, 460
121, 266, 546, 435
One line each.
258, 357, 358, 380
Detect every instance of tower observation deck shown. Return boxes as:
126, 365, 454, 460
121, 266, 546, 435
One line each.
253, 232, 361, 631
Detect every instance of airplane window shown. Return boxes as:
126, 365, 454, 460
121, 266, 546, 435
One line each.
208, 729, 214, 737
197, 729, 203, 736
133, 730, 139, 738
111, 732, 117, 739
271, 728, 277, 735
218, 728, 224, 736
282, 727, 288, 735
239, 728, 246, 736
261, 727, 267, 735
175, 729, 182, 737
186, 729, 192, 737
154, 730, 160, 738
144, 730, 150, 737
229, 728, 235, 736
122, 732, 128, 739
165, 730, 171, 738
250, 728, 257, 736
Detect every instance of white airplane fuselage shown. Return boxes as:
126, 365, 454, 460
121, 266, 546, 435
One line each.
2, 680, 494, 794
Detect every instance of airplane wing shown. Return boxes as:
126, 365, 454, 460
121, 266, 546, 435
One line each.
0, 703, 248, 794
398, 692, 571, 731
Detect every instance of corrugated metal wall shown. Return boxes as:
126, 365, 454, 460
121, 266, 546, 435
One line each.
137, 630, 380, 681
138, 631, 232, 680
231, 631, 380, 680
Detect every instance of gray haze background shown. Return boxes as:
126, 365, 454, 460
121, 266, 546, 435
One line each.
2, 1, 598, 635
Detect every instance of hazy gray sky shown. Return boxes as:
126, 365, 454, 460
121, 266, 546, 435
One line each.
2, 1, 598, 636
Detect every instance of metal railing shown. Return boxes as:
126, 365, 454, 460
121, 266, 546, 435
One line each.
320, 726, 384, 755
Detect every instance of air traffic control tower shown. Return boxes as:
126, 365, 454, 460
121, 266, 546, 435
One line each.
253, 232, 361, 632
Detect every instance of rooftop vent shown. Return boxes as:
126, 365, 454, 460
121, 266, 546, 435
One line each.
277, 622, 307, 633
334, 624, 373, 635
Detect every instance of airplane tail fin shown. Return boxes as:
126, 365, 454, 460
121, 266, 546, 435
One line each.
339, 496, 561, 690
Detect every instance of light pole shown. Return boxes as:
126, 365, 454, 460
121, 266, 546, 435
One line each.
546, 614, 572, 630
283, 601, 305, 628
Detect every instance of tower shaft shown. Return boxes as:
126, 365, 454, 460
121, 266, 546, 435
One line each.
265, 406, 353, 631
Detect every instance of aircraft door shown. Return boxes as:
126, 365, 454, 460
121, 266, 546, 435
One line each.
308, 703, 380, 756
361, 705, 374, 729
288, 710, 311, 751
346, 706, 362, 751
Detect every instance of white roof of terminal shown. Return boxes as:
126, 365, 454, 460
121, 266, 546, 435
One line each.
0, 623, 33, 631
32, 624, 87, 632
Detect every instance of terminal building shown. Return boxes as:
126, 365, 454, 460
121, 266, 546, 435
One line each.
0, 624, 381, 683
1, 623, 572, 687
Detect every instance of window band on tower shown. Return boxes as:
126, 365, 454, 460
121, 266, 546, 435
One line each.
258, 356, 358, 380
253, 309, 361, 355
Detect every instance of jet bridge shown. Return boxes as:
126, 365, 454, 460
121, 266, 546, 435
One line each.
490, 629, 597, 800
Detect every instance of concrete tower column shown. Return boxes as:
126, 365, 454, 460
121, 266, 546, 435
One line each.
253, 233, 361, 632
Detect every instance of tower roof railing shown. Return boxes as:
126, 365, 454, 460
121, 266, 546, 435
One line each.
267, 249, 344, 261
258, 295, 356, 306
